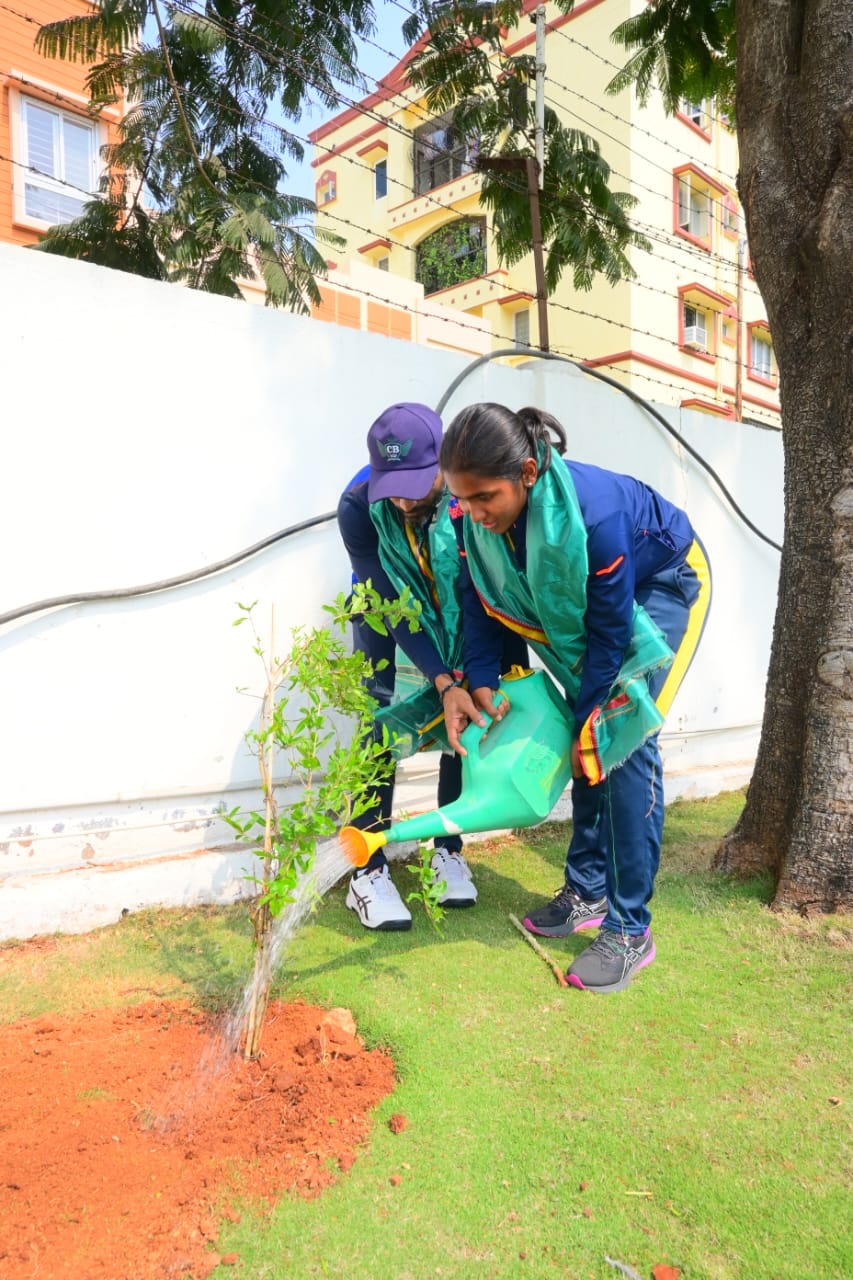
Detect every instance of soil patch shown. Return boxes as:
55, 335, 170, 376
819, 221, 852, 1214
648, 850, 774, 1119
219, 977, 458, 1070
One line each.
0, 999, 396, 1279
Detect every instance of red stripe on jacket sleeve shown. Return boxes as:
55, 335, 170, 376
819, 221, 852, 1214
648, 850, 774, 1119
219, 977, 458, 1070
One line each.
594, 554, 625, 577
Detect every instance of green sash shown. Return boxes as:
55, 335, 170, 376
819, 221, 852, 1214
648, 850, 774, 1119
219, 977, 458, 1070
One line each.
367, 496, 462, 756
463, 457, 673, 781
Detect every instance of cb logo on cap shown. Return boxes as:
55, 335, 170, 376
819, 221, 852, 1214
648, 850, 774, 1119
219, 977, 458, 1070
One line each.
378, 436, 412, 462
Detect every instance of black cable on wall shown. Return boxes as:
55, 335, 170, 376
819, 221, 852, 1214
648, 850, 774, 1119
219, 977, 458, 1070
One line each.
0, 351, 781, 630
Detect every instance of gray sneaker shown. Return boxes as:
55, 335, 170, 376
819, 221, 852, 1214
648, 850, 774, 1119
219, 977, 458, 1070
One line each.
523, 883, 607, 937
567, 928, 656, 994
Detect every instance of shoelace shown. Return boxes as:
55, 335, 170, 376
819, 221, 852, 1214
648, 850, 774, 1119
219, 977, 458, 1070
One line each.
552, 883, 583, 908
366, 868, 396, 898
436, 852, 469, 879
587, 929, 628, 957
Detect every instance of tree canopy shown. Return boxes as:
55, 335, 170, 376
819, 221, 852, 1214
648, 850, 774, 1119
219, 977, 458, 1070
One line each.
606, 0, 735, 120
404, 0, 651, 293
35, 0, 380, 307
36, 0, 733, 304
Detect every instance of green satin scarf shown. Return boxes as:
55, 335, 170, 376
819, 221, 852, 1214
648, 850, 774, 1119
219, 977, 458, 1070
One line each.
463, 456, 673, 782
367, 495, 462, 756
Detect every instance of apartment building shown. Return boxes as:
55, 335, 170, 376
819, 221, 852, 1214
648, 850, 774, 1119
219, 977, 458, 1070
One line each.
1, 0, 122, 247
309, 0, 780, 426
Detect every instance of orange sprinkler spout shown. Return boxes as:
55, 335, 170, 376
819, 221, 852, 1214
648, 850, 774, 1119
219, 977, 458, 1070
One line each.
339, 825, 388, 868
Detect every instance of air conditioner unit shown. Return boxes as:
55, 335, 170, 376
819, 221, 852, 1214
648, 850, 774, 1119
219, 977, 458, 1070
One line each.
683, 324, 706, 351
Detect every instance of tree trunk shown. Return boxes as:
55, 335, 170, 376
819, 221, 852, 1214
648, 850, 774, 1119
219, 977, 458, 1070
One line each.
714, 0, 853, 910
244, 908, 273, 1062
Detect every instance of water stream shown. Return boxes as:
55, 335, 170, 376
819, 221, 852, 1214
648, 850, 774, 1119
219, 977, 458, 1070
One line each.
203, 837, 414, 1070
151, 837, 419, 1130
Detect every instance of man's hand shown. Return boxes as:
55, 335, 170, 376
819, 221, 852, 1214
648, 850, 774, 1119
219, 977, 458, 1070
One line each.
443, 685, 508, 754
571, 739, 583, 778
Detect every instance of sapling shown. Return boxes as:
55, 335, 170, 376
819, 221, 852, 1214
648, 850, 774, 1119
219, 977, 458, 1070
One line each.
226, 585, 422, 1060
407, 842, 447, 933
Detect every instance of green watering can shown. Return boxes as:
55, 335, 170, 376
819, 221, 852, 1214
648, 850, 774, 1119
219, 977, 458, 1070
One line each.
340, 667, 575, 867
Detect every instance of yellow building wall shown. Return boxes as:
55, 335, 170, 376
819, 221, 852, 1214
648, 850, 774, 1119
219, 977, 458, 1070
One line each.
309, 0, 779, 424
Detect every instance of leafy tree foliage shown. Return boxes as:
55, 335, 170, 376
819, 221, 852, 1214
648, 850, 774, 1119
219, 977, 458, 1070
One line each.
607, 0, 736, 121
416, 217, 486, 294
35, 0, 378, 307
403, 0, 650, 292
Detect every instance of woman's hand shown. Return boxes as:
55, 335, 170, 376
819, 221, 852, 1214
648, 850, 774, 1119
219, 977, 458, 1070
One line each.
442, 686, 480, 754
443, 685, 508, 754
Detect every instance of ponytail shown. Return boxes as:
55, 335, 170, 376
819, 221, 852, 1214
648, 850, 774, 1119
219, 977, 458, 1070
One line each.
440, 403, 567, 482
517, 406, 567, 470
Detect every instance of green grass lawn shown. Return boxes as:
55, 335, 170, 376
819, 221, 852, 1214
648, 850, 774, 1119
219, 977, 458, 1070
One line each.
2, 790, 851, 1280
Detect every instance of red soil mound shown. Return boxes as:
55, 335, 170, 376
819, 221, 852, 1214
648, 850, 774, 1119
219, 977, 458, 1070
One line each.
0, 999, 395, 1279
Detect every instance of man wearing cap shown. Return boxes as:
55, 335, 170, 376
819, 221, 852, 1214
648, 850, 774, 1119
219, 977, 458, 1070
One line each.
338, 402, 514, 930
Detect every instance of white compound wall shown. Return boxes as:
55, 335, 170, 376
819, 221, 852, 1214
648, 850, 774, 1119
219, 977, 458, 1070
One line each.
0, 243, 782, 938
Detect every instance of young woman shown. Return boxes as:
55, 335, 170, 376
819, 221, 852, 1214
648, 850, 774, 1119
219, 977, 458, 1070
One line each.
338, 402, 527, 931
439, 403, 712, 994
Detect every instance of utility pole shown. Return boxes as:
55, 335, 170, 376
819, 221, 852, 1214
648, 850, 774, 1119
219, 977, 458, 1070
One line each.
531, 4, 548, 349
477, 154, 550, 352
534, 5, 545, 189
475, 5, 550, 351
525, 155, 549, 351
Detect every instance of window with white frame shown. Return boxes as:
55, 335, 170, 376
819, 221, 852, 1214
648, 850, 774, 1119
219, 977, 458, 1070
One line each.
316, 170, 336, 205
19, 95, 99, 225
750, 331, 773, 379
721, 192, 740, 237
677, 172, 712, 241
513, 308, 530, 351
682, 303, 709, 352
374, 158, 387, 200
680, 98, 712, 132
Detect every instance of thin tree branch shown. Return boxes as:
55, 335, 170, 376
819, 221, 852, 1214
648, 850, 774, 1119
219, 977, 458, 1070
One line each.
150, 0, 217, 194
121, 112, 165, 231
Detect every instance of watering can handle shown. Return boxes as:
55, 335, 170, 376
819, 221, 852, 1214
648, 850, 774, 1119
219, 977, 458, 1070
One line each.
458, 688, 510, 753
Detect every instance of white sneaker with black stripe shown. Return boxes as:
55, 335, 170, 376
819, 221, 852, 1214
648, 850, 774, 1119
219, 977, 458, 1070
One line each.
346, 865, 412, 931
430, 848, 478, 907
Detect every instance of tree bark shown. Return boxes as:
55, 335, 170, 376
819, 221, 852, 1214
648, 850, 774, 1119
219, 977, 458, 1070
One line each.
714, 0, 853, 910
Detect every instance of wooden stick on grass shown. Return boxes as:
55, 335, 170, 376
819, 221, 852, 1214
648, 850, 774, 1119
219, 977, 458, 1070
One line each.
508, 913, 569, 987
